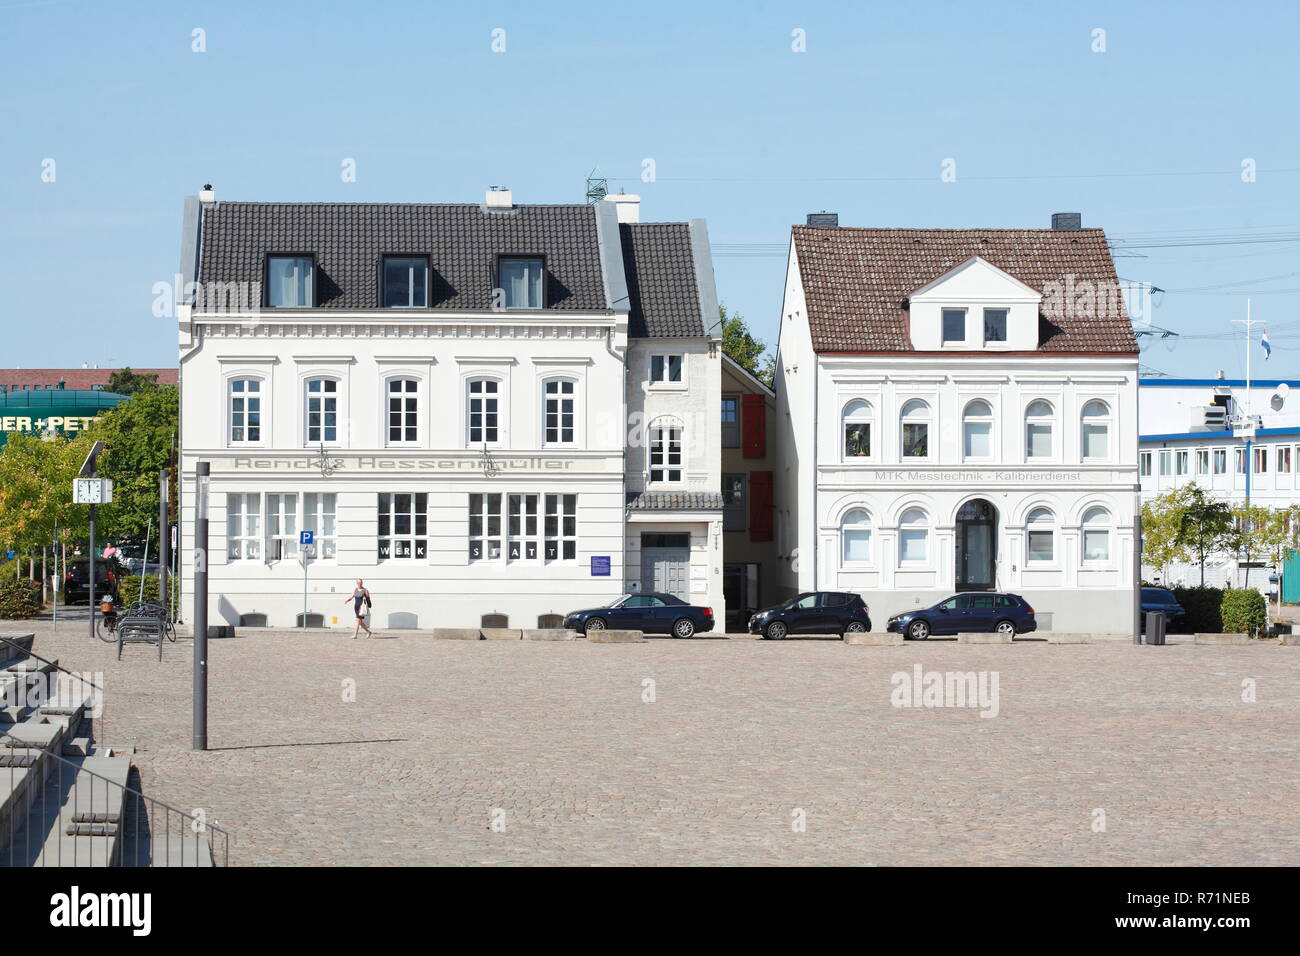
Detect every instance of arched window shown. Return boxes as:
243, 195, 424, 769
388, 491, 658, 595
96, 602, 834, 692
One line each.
304, 377, 338, 444
543, 377, 577, 445
898, 507, 929, 563
1025, 400, 1054, 460
843, 400, 873, 459
228, 378, 263, 444
387, 378, 419, 444
1081, 400, 1111, 459
900, 400, 930, 459
467, 378, 500, 445
1026, 507, 1054, 563
1081, 506, 1111, 562
648, 418, 683, 483
841, 508, 872, 563
962, 399, 994, 459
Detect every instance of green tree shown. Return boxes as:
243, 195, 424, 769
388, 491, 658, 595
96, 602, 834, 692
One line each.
720, 305, 773, 387
1233, 502, 1296, 589
1175, 484, 1238, 586
1141, 488, 1189, 582
0, 431, 91, 562
105, 367, 160, 396
86, 385, 178, 552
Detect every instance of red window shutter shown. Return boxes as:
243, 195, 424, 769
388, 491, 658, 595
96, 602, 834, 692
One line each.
750, 471, 773, 542
742, 394, 766, 459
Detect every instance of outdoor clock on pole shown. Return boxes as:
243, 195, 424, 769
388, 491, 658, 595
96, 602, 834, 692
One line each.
72, 477, 113, 504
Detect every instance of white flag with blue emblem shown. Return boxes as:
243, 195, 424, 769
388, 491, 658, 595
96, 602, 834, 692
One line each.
1261, 329, 1272, 360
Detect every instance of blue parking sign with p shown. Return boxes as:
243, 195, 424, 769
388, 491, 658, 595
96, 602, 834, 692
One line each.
299, 530, 315, 546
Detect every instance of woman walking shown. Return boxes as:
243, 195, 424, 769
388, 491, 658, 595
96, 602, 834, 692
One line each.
345, 579, 373, 638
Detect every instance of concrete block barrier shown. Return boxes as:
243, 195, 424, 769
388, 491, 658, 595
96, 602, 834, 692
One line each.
585, 629, 645, 643
1279, 632, 1300, 646
1194, 633, 1252, 645
957, 632, 1013, 644
522, 629, 577, 641
429, 628, 482, 641
1045, 633, 1091, 644
844, 632, 903, 645
481, 629, 523, 641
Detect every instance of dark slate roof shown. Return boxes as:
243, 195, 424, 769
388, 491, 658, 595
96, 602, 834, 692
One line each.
626, 491, 725, 512
198, 202, 609, 311
619, 223, 706, 338
791, 226, 1138, 354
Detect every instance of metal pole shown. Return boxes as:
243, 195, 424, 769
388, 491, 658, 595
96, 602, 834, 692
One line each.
193, 461, 209, 751
302, 550, 308, 630
88, 501, 96, 641
1133, 500, 1143, 645
159, 469, 169, 617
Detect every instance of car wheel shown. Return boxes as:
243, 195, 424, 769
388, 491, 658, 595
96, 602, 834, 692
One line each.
765, 621, 788, 640
672, 618, 696, 639
844, 621, 867, 634
996, 619, 1016, 638
908, 620, 930, 641
584, 617, 608, 634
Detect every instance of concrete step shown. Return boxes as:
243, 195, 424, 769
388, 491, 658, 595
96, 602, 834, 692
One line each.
1, 751, 130, 867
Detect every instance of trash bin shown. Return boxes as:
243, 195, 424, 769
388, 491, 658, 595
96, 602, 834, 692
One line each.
1144, 611, 1166, 646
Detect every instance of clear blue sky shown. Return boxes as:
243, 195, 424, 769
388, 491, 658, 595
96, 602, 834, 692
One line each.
2, 0, 1297, 378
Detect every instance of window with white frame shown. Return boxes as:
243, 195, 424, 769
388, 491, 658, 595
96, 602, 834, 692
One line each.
266, 255, 314, 307
1026, 507, 1055, 563
1158, 449, 1172, 476
1235, 447, 1248, 474
1081, 507, 1111, 563
1254, 446, 1269, 473
226, 493, 262, 560
900, 400, 930, 459
649, 423, 683, 483
228, 379, 262, 443
467, 378, 500, 445
1025, 400, 1054, 459
649, 354, 684, 384
543, 378, 576, 445
507, 494, 540, 561
898, 507, 929, 563
303, 493, 336, 559
941, 309, 966, 344
1196, 448, 1210, 475
1279, 446, 1293, 474
983, 309, 1008, 343
387, 378, 419, 444
498, 256, 544, 309
266, 493, 299, 560
1139, 450, 1152, 477
1176, 449, 1190, 476
841, 508, 872, 563
468, 493, 502, 561
963, 399, 994, 459
544, 494, 577, 560
378, 493, 427, 560
1213, 448, 1228, 474
382, 255, 428, 308
304, 378, 338, 444
843, 400, 873, 459
1081, 400, 1111, 459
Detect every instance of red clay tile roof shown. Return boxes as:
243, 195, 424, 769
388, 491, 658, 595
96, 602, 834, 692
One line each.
792, 226, 1138, 354
0, 368, 177, 390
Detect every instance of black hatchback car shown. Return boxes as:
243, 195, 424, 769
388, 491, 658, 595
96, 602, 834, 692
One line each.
1140, 588, 1185, 629
63, 557, 121, 604
564, 592, 715, 638
748, 592, 871, 640
886, 592, 1036, 640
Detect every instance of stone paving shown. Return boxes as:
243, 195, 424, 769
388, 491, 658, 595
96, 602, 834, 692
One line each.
8, 620, 1299, 866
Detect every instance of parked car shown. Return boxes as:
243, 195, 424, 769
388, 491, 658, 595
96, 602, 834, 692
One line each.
1140, 587, 1185, 629
886, 592, 1036, 640
62, 557, 121, 604
563, 593, 715, 638
748, 591, 872, 640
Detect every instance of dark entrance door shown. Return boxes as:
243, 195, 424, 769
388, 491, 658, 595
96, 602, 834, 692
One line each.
956, 499, 997, 591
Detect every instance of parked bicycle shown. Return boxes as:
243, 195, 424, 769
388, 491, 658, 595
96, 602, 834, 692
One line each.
93, 595, 119, 642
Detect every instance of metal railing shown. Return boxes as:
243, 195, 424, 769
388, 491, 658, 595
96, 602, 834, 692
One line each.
0, 636, 106, 743
1, 732, 230, 867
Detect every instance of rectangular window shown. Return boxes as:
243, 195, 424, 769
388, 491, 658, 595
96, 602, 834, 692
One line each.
650, 354, 684, 384
498, 257, 544, 309
266, 493, 299, 560
305, 379, 337, 444
229, 379, 261, 443
902, 423, 928, 458
720, 395, 740, 448
507, 494, 540, 561
899, 529, 928, 562
303, 493, 336, 559
1235, 448, 1248, 474
722, 474, 745, 532
1083, 530, 1110, 562
1196, 448, 1210, 475
1213, 448, 1227, 474
963, 422, 992, 458
1139, 451, 1152, 477
650, 427, 683, 483
983, 308, 1007, 343
225, 493, 262, 561
468, 379, 499, 444
1175, 449, 1189, 476
1027, 530, 1053, 563
941, 309, 966, 343
468, 493, 502, 561
382, 256, 428, 308
378, 493, 427, 561
1280, 446, 1294, 474
844, 422, 871, 458
1158, 449, 1172, 476
543, 379, 575, 444
1027, 423, 1052, 459
266, 256, 314, 307
387, 379, 419, 443
1254, 446, 1268, 473
544, 494, 577, 561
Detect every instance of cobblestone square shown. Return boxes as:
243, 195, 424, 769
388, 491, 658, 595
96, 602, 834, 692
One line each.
13, 623, 1299, 866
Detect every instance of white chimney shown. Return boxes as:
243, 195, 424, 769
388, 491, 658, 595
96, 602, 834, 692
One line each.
604, 192, 640, 223
198, 183, 216, 204
485, 186, 513, 208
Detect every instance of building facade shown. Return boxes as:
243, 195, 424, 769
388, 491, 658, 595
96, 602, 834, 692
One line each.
177, 188, 723, 629
775, 214, 1141, 633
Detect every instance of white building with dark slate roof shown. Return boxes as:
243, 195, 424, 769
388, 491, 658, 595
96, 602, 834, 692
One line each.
774, 212, 1141, 634
176, 187, 724, 630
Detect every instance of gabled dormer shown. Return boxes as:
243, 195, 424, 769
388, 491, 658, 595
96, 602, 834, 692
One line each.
907, 256, 1041, 351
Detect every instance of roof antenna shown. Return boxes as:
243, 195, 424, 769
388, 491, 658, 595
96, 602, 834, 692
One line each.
586, 167, 608, 205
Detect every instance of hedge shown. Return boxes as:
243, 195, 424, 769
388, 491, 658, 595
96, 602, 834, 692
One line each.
118, 574, 179, 616
0, 579, 43, 619
1220, 588, 1268, 635
1170, 586, 1223, 633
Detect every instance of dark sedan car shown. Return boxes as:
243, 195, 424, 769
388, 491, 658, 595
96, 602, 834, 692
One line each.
886, 592, 1036, 640
564, 592, 715, 638
748, 591, 871, 640
1140, 587, 1185, 629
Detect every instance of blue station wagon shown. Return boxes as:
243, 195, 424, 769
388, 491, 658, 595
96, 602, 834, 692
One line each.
886, 592, 1037, 640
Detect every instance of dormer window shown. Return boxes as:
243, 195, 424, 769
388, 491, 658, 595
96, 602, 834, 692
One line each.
383, 256, 428, 308
983, 309, 1008, 343
266, 256, 314, 308
498, 256, 544, 309
941, 309, 966, 344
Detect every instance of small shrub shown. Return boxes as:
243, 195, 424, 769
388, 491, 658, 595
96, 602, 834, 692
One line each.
1220, 588, 1267, 636
0, 579, 43, 619
119, 574, 178, 615
1171, 585, 1223, 632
